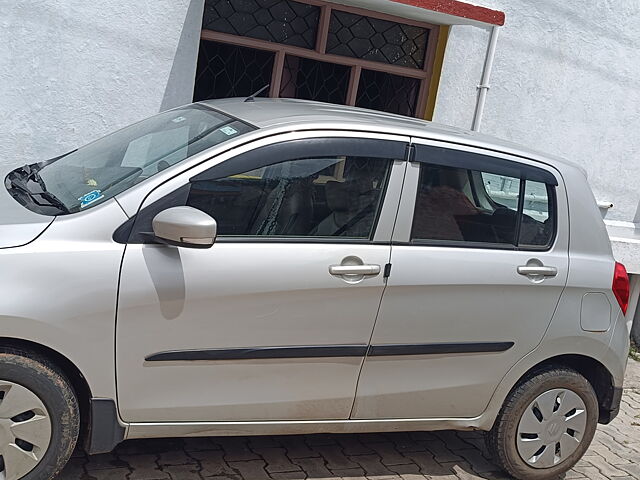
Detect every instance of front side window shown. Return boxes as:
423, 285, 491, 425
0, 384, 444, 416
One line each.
187, 156, 392, 239
6, 105, 255, 215
411, 160, 555, 249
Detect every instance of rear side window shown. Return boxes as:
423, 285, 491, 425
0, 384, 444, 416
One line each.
410, 148, 556, 249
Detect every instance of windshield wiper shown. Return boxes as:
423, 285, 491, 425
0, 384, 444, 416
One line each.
7, 164, 70, 214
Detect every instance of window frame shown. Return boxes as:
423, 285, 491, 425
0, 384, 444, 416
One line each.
115, 133, 411, 246
197, 0, 440, 118
402, 145, 560, 252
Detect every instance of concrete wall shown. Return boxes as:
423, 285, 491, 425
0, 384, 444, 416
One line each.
0, 0, 203, 167
434, 1, 640, 228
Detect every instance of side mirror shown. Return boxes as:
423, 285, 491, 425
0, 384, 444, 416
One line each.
152, 206, 217, 249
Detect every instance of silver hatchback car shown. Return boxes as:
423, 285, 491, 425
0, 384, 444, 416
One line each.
0, 99, 630, 480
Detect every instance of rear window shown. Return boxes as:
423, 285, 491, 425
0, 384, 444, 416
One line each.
411, 161, 556, 249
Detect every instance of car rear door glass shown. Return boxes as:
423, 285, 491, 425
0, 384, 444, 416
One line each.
410, 149, 556, 249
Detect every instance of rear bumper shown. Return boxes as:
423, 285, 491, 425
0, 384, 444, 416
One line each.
599, 386, 623, 424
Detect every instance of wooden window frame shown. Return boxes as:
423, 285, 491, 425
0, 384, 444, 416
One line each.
200, 0, 440, 118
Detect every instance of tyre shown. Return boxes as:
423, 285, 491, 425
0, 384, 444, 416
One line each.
486, 367, 598, 480
0, 349, 79, 480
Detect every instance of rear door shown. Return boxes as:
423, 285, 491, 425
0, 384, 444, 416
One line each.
353, 140, 569, 419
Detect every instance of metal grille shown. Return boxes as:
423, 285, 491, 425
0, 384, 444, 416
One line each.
203, 0, 321, 49
326, 10, 429, 69
193, 41, 275, 101
356, 69, 420, 116
280, 56, 350, 104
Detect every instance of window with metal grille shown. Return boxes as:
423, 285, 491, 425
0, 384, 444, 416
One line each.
326, 10, 429, 69
196, 0, 439, 118
193, 41, 275, 102
202, 0, 321, 49
356, 69, 421, 117
280, 56, 350, 104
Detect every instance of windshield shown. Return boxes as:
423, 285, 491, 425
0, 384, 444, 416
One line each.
5, 104, 255, 215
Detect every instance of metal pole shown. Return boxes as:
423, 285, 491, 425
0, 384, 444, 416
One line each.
472, 25, 500, 132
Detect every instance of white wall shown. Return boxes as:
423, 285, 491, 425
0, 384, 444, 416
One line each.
0, 0, 203, 166
434, 0, 640, 226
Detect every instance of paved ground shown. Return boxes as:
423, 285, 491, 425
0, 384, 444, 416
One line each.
62, 359, 640, 480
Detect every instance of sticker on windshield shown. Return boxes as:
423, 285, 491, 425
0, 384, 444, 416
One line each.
219, 126, 238, 136
78, 190, 104, 208
172, 116, 187, 123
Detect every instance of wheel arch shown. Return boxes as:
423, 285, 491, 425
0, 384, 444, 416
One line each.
505, 354, 616, 425
0, 336, 93, 446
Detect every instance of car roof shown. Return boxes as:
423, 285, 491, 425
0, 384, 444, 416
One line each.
201, 97, 583, 174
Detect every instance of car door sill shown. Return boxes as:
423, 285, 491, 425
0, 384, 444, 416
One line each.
126, 417, 484, 439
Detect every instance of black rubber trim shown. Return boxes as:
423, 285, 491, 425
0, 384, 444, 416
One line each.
145, 345, 369, 362
190, 137, 408, 182
413, 144, 558, 185
599, 386, 623, 424
146, 342, 514, 362
85, 399, 126, 455
369, 342, 515, 357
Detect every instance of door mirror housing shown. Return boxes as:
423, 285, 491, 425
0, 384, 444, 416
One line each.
152, 206, 217, 248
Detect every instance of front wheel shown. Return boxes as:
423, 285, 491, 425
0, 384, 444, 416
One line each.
0, 350, 79, 480
486, 367, 599, 480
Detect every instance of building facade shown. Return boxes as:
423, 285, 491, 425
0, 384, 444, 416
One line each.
1, 0, 639, 332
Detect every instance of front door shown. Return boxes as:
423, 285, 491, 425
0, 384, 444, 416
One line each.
353, 141, 569, 419
116, 133, 409, 422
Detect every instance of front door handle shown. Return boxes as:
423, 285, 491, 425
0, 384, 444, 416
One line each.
517, 265, 558, 277
329, 265, 381, 276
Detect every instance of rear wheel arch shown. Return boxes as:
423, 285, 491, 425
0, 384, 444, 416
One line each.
0, 337, 93, 446
507, 354, 615, 424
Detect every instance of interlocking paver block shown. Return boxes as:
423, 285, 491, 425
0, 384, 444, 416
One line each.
157, 449, 197, 466
183, 437, 222, 452
278, 436, 320, 459
190, 450, 237, 477
347, 454, 398, 476
421, 439, 464, 463
434, 431, 474, 451
221, 438, 260, 461
293, 456, 333, 477
310, 445, 359, 470
269, 472, 306, 480
367, 442, 413, 466
337, 436, 374, 455
83, 452, 126, 471
227, 459, 271, 480
400, 451, 456, 478
125, 454, 170, 480
254, 447, 302, 473
162, 464, 202, 480
584, 455, 634, 478
89, 468, 133, 480
330, 467, 366, 478
60, 457, 89, 480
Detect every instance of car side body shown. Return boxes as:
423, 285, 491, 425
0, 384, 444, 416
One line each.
0, 99, 629, 479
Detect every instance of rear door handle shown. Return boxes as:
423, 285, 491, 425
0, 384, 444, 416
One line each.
329, 265, 381, 276
517, 266, 558, 277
